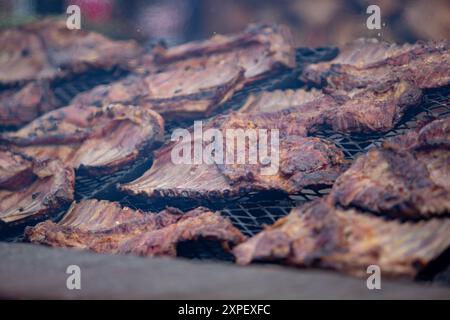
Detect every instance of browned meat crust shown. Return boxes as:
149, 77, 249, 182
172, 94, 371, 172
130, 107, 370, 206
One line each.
120, 111, 348, 198
0, 19, 143, 85
330, 118, 450, 219
0, 151, 74, 226
1, 104, 165, 175
239, 79, 422, 134
233, 199, 450, 278
25, 199, 246, 257
71, 64, 245, 120
151, 24, 296, 83
301, 39, 450, 91
0, 81, 58, 127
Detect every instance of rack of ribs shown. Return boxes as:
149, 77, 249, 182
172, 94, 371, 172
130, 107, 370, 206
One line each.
329, 117, 450, 219
238, 79, 422, 133
1, 103, 165, 175
301, 38, 450, 91
26, 199, 246, 257
233, 199, 450, 278
0, 149, 74, 226
69, 24, 296, 121
120, 110, 348, 199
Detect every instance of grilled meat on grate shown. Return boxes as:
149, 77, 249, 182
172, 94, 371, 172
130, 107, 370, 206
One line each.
151, 24, 296, 84
26, 199, 246, 257
0, 149, 74, 226
71, 64, 246, 121
330, 117, 450, 219
301, 38, 450, 91
70, 24, 296, 121
239, 79, 422, 133
233, 199, 450, 278
0, 19, 143, 85
1, 104, 164, 175
120, 110, 348, 198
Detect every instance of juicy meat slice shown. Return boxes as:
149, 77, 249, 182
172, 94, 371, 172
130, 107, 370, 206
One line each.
0, 19, 143, 85
330, 118, 450, 219
71, 63, 245, 120
25, 199, 246, 257
2, 104, 165, 175
0, 153, 74, 226
301, 39, 450, 91
0, 81, 58, 127
151, 24, 296, 83
233, 199, 450, 278
120, 112, 347, 198
238, 79, 422, 134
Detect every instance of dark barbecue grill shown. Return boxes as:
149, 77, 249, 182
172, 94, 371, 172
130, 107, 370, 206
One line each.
1, 47, 449, 284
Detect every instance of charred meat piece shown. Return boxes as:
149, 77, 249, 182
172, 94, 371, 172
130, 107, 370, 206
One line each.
71, 63, 245, 120
323, 79, 422, 133
0, 151, 74, 226
2, 104, 164, 175
151, 24, 296, 84
0, 81, 58, 127
120, 111, 347, 198
330, 118, 450, 219
301, 39, 450, 91
233, 199, 450, 278
238, 79, 422, 133
26, 199, 246, 257
0, 19, 143, 85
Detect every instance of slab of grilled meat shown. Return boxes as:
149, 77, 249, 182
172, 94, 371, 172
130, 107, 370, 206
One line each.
301, 39, 450, 91
0, 149, 74, 226
151, 24, 296, 84
26, 199, 246, 257
0, 81, 58, 127
233, 199, 450, 278
71, 64, 245, 120
69, 24, 295, 121
330, 118, 450, 219
120, 111, 348, 198
239, 79, 422, 133
1, 104, 164, 175
0, 19, 143, 85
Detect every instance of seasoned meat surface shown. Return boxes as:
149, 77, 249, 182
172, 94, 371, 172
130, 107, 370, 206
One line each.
151, 24, 296, 83
239, 79, 422, 133
301, 39, 450, 91
71, 64, 245, 120
26, 199, 246, 257
0, 151, 74, 226
120, 110, 348, 198
2, 104, 164, 175
233, 199, 450, 278
69, 24, 295, 121
330, 118, 450, 219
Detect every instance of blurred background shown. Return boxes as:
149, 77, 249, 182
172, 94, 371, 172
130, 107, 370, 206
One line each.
0, 0, 449, 47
